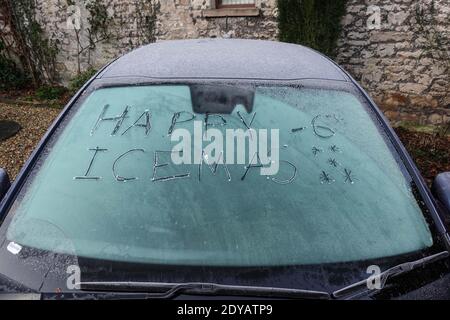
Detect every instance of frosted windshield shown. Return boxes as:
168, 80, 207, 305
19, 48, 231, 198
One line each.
4, 84, 433, 266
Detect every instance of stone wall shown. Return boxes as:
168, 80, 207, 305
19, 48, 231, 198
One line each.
0, 6, 21, 66
29, 0, 278, 83
2, 0, 449, 124
336, 0, 449, 125
156, 0, 278, 40
33, 0, 164, 82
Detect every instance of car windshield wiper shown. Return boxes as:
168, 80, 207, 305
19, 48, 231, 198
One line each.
78, 281, 331, 299
333, 251, 449, 299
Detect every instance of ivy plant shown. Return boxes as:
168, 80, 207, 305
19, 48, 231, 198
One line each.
277, 0, 347, 58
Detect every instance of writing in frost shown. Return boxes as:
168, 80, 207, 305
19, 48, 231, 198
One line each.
74, 104, 355, 185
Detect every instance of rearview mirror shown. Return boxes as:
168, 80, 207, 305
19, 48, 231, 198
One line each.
432, 172, 450, 215
0, 168, 10, 202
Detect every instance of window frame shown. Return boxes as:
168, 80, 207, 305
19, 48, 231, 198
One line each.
215, 0, 256, 9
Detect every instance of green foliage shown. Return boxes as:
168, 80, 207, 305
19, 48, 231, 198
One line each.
35, 85, 67, 100
412, 0, 449, 76
134, 0, 160, 44
69, 68, 97, 93
0, 40, 28, 90
277, 0, 347, 58
85, 0, 114, 45
0, 56, 28, 90
1, 0, 59, 85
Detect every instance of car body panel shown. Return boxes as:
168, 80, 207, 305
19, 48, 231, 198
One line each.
98, 39, 349, 82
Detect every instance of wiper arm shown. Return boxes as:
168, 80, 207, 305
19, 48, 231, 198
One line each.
78, 281, 331, 300
333, 251, 449, 299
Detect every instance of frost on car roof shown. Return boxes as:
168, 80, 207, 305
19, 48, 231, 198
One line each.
99, 39, 348, 81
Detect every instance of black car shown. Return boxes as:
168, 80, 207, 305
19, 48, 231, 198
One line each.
0, 39, 449, 300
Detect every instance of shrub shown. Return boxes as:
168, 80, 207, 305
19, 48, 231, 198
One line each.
69, 68, 98, 94
35, 85, 68, 100
0, 56, 28, 90
277, 0, 348, 58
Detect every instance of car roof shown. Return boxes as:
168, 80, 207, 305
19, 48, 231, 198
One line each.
98, 39, 348, 81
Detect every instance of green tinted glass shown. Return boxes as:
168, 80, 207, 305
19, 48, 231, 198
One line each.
5, 84, 433, 266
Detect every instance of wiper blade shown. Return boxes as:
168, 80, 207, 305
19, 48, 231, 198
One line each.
78, 281, 331, 300
333, 251, 449, 299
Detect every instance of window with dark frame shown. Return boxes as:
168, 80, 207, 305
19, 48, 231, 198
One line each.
216, 0, 256, 8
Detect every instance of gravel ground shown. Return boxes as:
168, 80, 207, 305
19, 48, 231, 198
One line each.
0, 103, 60, 180
395, 126, 450, 186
